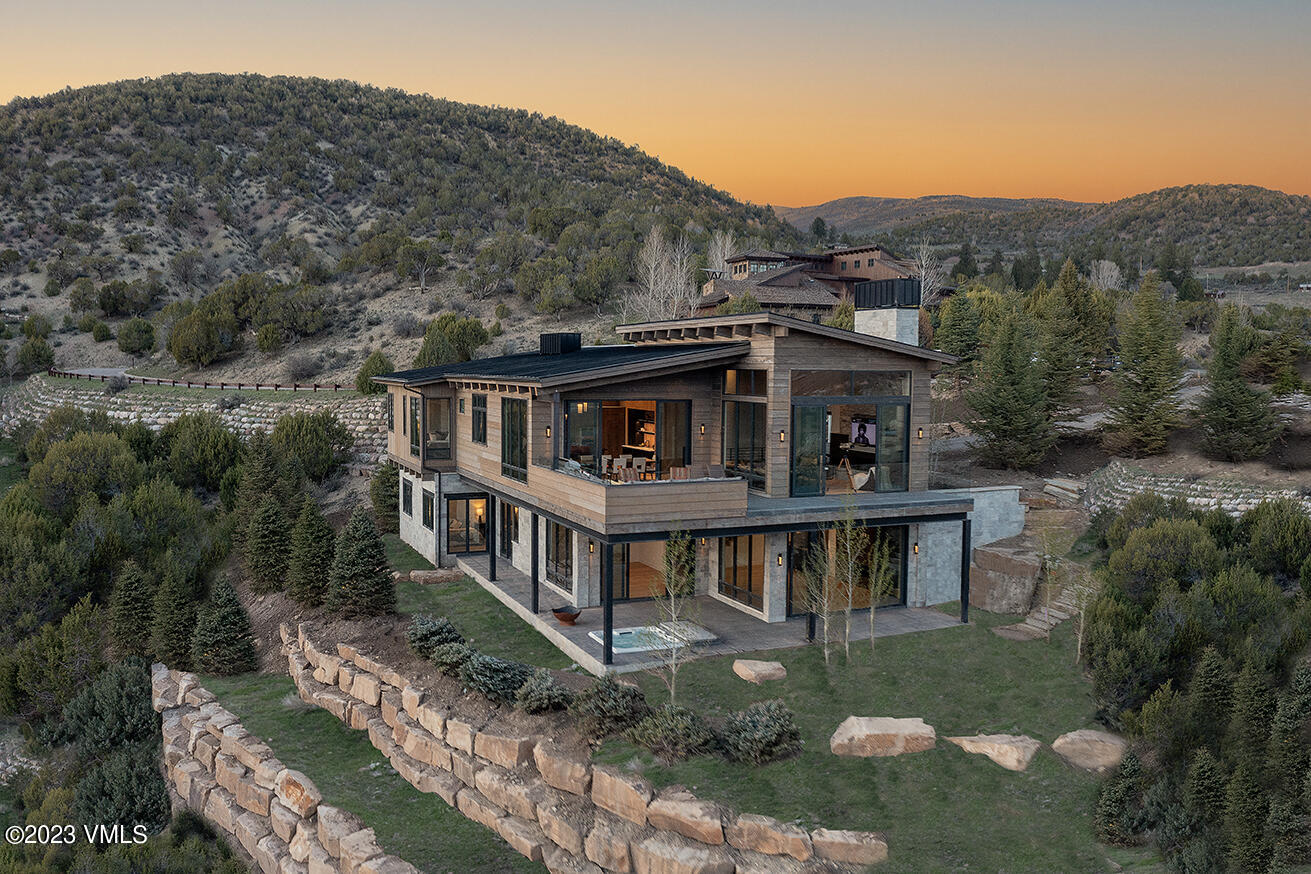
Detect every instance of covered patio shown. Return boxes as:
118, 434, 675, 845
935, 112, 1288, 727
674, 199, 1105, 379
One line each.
456, 553, 962, 674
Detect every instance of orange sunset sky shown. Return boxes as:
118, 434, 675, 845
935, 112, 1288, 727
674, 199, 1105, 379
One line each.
4, 0, 1310, 207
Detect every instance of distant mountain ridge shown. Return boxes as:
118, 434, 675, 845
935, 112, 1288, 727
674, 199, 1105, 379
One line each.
778, 185, 1311, 267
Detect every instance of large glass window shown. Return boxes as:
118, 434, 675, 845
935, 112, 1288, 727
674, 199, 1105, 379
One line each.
426, 398, 451, 461
421, 491, 434, 530
387, 394, 394, 431
546, 521, 572, 593
471, 394, 487, 444
447, 497, 487, 554
723, 400, 766, 489
875, 403, 909, 491
564, 401, 601, 472
501, 398, 527, 481
655, 401, 690, 479
787, 526, 906, 616
498, 503, 518, 560
408, 396, 420, 456
790, 405, 826, 497
719, 535, 765, 610
401, 478, 412, 516
613, 541, 667, 600
724, 368, 766, 396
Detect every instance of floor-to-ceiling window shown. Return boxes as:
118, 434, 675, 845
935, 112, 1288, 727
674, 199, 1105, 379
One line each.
447, 497, 487, 554
498, 503, 518, 560
655, 401, 690, 479
724, 369, 767, 490
789, 370, 911, 496
426, 397, 451, 461
614, 541, 667, 600
501, 398, 527, 481
719, 534, 765, 610
558, 399, 691, 480
546, 521, 572, 593
786, 525, 907, 616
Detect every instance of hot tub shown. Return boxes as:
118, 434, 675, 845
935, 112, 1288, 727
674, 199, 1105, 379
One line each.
586, 623, 717, 654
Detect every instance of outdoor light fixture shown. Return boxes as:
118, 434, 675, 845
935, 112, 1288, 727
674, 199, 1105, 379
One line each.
777, 553, 784, 567
700, 538, 707, 546
589, 541, 595, 554
700, 423, 706, 436
913, 542, 919, 555
917, 427, 924, 439
545, 425, 551, 438
779, 430, 786, 443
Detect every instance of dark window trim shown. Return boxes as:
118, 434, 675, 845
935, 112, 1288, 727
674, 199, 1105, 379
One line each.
718, 534, 764, 611
421, 490, 434, 530
501, 397, 527, 481
723, 398, 767, 491
472, 393, 487, 445
546, 519, 572, 594
401, 477, 413, 516
446, 496, 488, 555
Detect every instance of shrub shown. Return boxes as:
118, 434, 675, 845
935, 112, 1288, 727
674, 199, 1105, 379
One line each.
720, 700, 802, 764
285, 353, 319, 382
324, 507, 395, 617
49, 658, 157, 759
22, 313, 52, 338
628, 704, 715, 760
26, 431, 142, 520
91, 321, 112, 342
569, 674, 650, 737
1103, 519, 1220, 604
191, 577, 257, 675
515, 668, 574, 713
117, 317, 154, 354
355, 350, 393, 394
255, 323, 283, 354
16, 336, 54, 374
1237, 499, 1311, 586
429, 642, 473, 674
73, 741, 170, 836
245, 497, 291, 593
287, 500, 334, 607
77, 313, 99, 333
459, 651, 532, 704
270, 411, 351, 482
406, 615, 464, 659
156, 412, 241, 492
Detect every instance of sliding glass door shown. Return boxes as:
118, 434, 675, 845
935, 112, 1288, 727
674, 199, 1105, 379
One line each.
790, 405, 825, 497
655, 401, 690, 479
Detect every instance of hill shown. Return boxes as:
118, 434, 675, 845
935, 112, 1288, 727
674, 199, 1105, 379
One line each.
0, 73, 800, 383
782, 185, 1311, 267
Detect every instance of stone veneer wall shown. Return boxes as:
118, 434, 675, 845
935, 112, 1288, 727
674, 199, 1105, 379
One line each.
1, 375, 387, 468
1085, 460, 1311, 517
151, 663, 420, 874
285, 623, 890, 874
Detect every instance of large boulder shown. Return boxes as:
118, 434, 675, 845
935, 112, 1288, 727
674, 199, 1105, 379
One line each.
725, 814, 812, 861
535, 741, 592, 796
809, 829, 888, 865
410, 569, 464, 584
946, 734, 1041, 771
1051, 729, 1126, 772
645, 788, 724, 845
969, 543, 1043, 614
830, 716, 935, 757
275, 769, 322, 817
592, 766, 653, 825
732, 660, 787, 684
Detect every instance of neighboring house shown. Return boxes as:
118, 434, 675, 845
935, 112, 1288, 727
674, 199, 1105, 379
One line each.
698, 244, 918, 317
375, 311, 1022, 669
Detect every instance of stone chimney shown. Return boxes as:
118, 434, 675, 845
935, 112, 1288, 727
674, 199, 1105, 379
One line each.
851, 277, 921, 346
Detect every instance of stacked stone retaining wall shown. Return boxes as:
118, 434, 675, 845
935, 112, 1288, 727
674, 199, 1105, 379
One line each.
1, 375, 386, 468
151, 664, 420, 874
286, 623, 889, 873
1084, 460, 1311, 517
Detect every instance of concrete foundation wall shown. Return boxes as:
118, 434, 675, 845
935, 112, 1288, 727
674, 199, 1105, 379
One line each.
397, 468, 438, 567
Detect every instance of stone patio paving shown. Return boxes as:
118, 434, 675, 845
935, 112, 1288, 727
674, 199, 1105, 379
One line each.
456, 554, 963, 674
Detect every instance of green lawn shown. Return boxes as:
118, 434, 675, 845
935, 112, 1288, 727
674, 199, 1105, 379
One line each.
594, 610, 1163, 874
201, 673, 539, 874
383, 533, 435, 575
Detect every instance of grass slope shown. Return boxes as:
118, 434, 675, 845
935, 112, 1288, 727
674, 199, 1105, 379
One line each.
596, 609, 1162, 874
201, 673, 539, 874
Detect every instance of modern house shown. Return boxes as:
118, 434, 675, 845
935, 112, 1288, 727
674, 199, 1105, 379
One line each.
696, 244, 918, 319
375, 307, 1022, 672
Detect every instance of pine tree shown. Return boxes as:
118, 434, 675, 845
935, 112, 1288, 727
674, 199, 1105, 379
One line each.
232, 432, 278, 544
954, 242, 978, 279
1199, 305, 1279, 461
1224, 763, 1271, 873
355, 349, 394, 394
985, 249, 1005, 278
150, 565, 195, 669
324, 506, 395, 617
245, 496, 291, 593
108, 560, 155, 658
1226, 661, 1274, 772
935, 292, 983, 363
1103, 275, 1183, 456
1180, 748, 1228, 872
370, 462, 400, 534
191, 577, 257, 675
966, 308, 1055, 469
1187, 647, 1232, 752
1267, 664, 1311, 794
1094, 749, 1145, 845
1035, 271, 1084, 425
287, 499, 334, 607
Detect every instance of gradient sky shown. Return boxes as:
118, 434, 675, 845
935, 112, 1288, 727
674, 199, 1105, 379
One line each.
5, 0, 1310, 206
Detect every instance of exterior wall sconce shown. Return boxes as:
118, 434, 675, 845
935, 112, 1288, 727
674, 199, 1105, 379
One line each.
779, 430, 786, 443
700, 537, 707, 546
545, 425, 551, 438
776, 553, 784, 567
912, 542, 919, 555
588, 541, 595, 554
917, 427, 924, 439
699, 423, 706, 436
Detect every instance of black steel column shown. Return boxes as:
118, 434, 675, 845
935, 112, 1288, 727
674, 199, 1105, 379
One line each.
487, 495, 497, 582
602, 542, 614, 667
960, 517, 972, 624
530, 513, 540, 614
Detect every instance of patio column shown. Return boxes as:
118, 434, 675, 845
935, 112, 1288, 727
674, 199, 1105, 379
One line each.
602, 542, 614, 667
530, 513, 540, 613
959, 517, 972, 624
487, 495, 497, 582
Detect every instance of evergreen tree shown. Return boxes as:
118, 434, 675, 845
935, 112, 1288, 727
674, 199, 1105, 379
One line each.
1199, 305, 1278, 461
809, 216, 827, 242
934, 292, 983, 363
1267, 664, 1311, 794
1226, 661, 1274, 772
1180, 748, 1228, 872
369, 462, 400, 534
245, 496, 291, 593
1187, 647, 1232, 752
1103, 275, 1183, 456
287, 499, 334, 607
966, 308, 1055, 468
1094, 749, 1146, 845
232, 432, 279, 544
1224, 763, 1271, 873
355, 349, 394, 394
191, 577, 257, 675
108, 560, 154, 658
150, 565, 195, 669
325, 506, 395, 617
1010, 244, 1042, 291
1035, 270, 1084, 424
985, 249, 1005, 278
954, 241, 978, 279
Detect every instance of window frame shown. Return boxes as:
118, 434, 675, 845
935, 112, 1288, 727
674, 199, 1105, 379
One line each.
401, 478, 413, 516
421, 490, 434, 530
500, 397, 527, 481
471, 393, 487, 445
